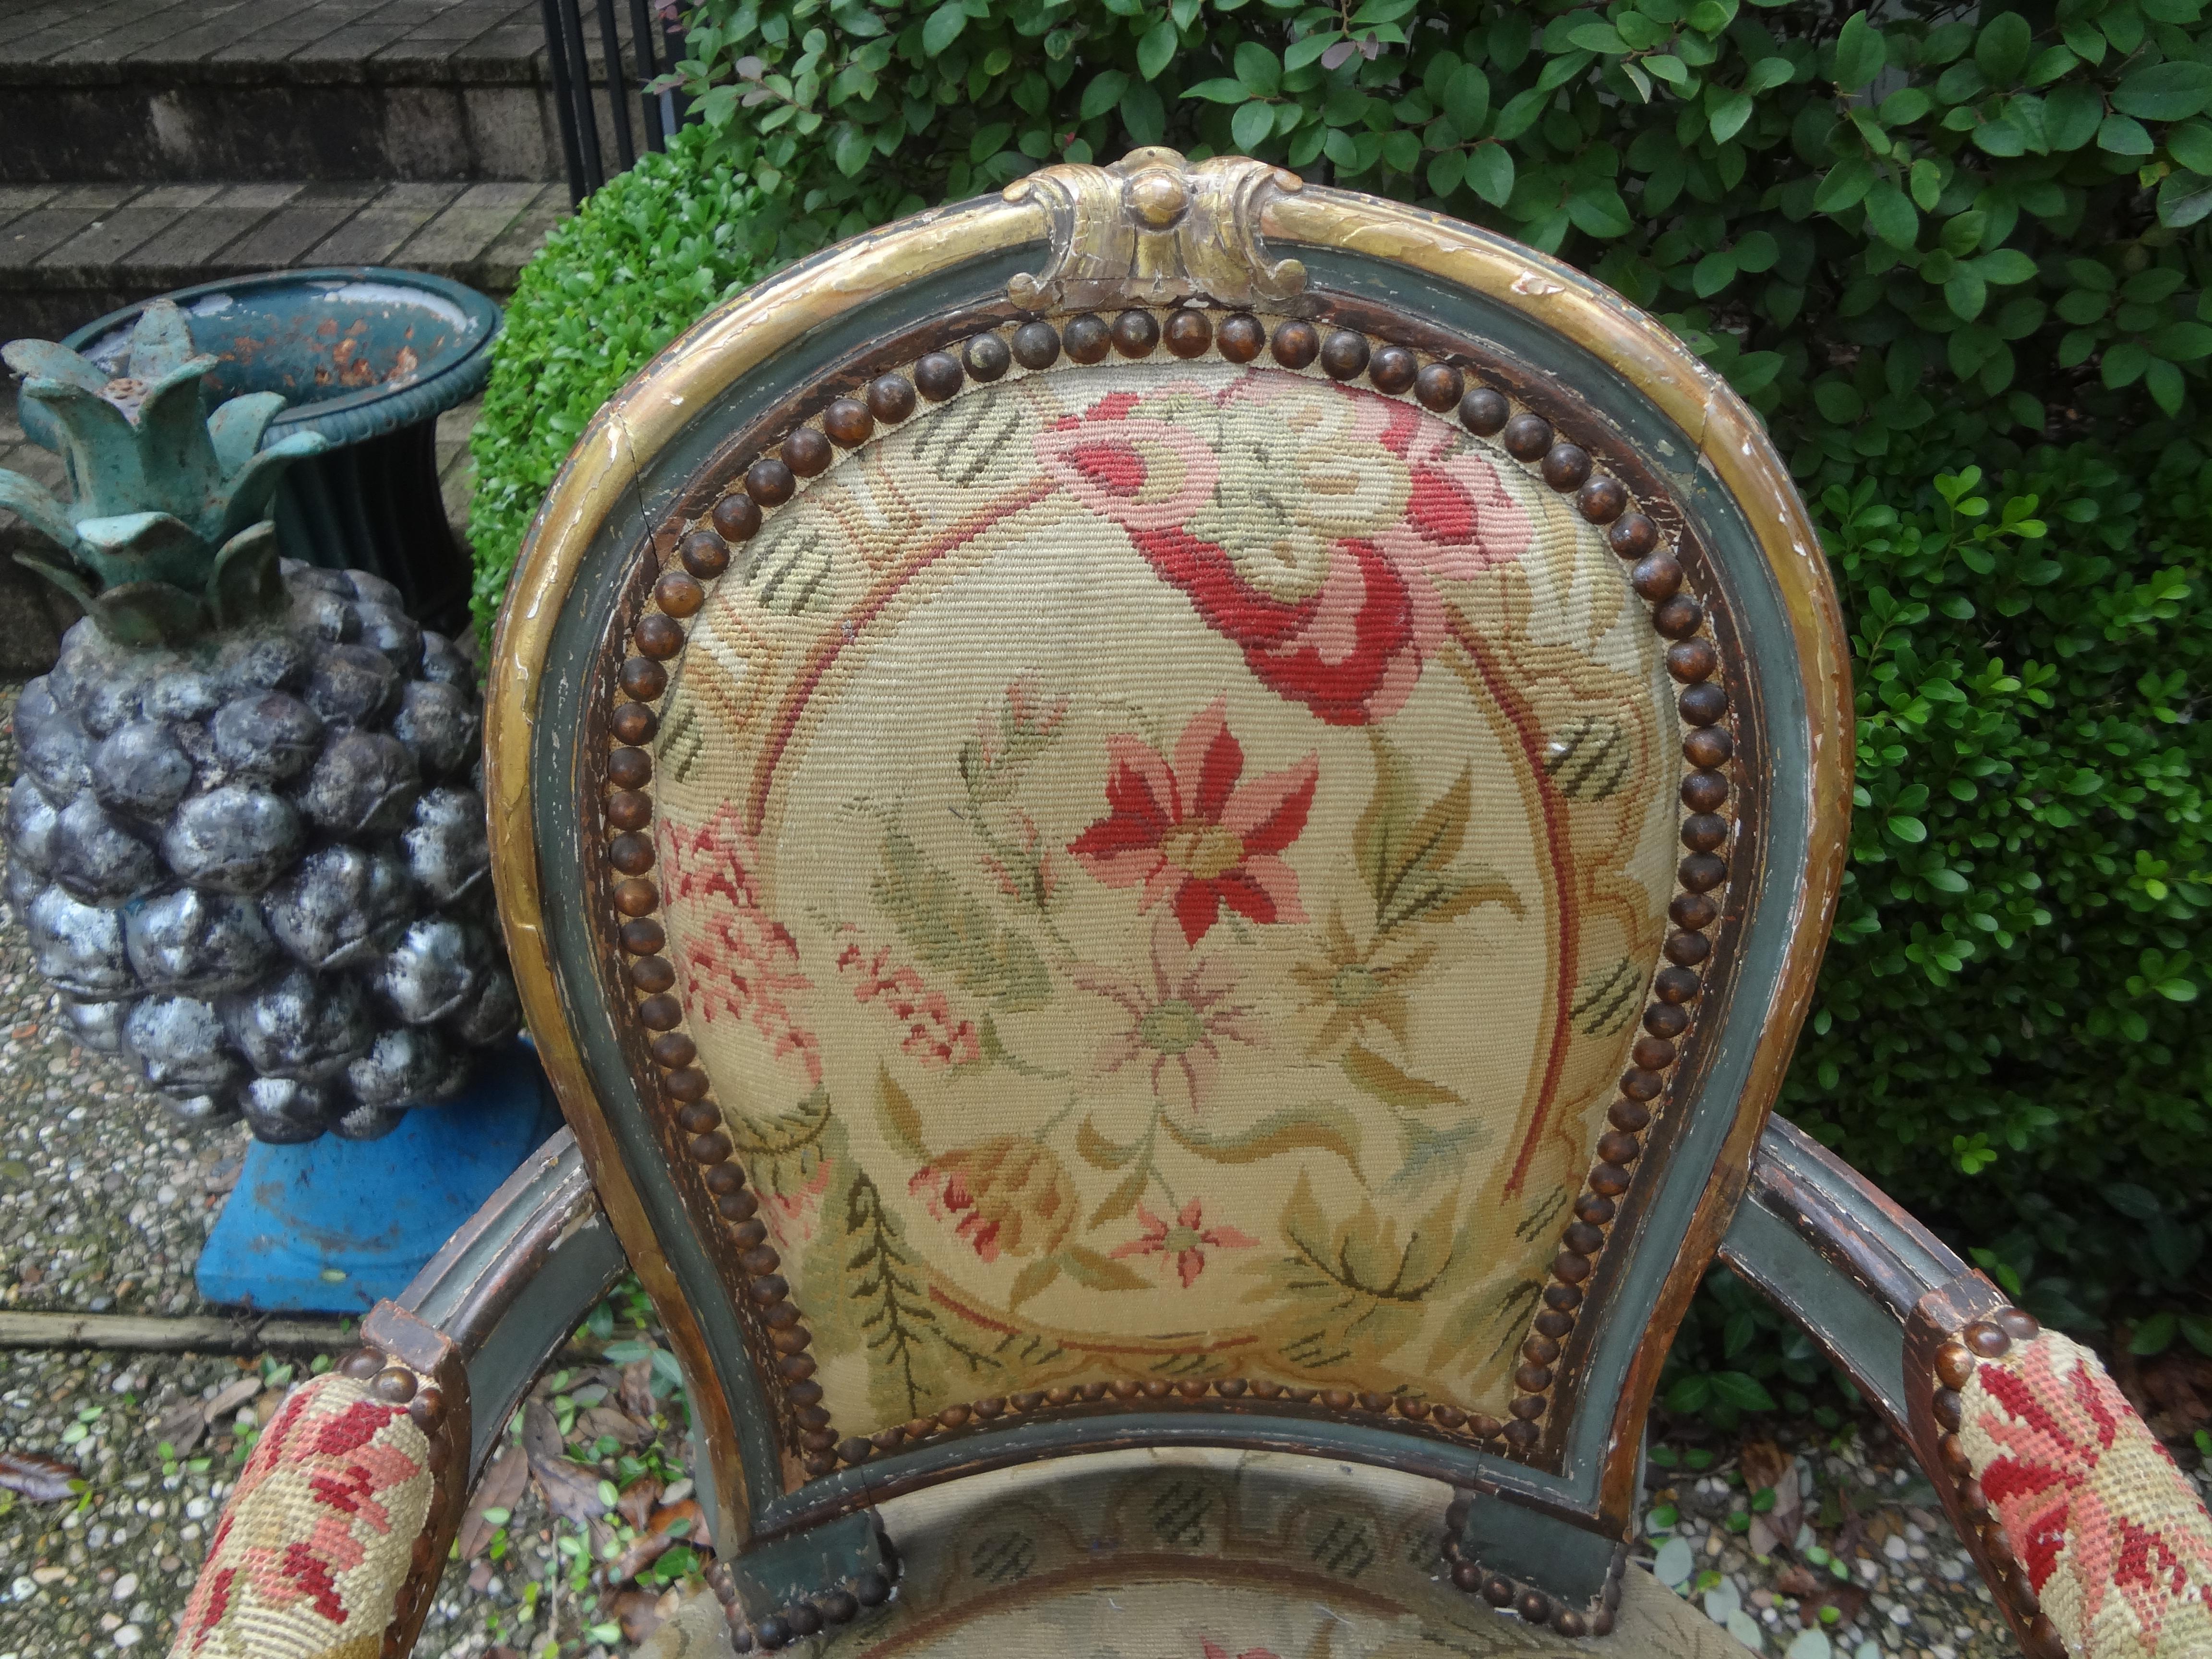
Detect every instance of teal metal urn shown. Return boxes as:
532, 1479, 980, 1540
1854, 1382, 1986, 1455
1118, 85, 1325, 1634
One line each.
21, 268, 500, 638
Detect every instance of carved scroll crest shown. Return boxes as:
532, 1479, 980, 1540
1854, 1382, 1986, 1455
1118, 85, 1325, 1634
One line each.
1004, 146, 1308, 311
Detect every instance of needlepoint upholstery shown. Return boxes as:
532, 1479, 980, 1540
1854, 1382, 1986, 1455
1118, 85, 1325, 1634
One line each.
1955, 1329, 2212, 1658
639, 1450, 1754, 1659
169, 1372, 433, 1659
653, 360, 1683, 1431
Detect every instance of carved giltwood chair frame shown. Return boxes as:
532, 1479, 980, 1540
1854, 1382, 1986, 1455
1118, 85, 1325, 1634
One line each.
168, 152, 2212, 1659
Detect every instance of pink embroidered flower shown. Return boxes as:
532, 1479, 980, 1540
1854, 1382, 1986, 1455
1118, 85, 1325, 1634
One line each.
1112, 1200, 1259, 1287
1039, 373, 1531, 724
836, 934, 982, 1067
657, 805, 822, 1085
1066, 698, 1316, 947
1071, 918, 1256, 1111
908, 1136, 1077, 1263
747, 1143, 833, 1247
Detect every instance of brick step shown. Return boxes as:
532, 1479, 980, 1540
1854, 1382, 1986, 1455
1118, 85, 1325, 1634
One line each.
0, 0, 655, 184
0, 179, 569, 344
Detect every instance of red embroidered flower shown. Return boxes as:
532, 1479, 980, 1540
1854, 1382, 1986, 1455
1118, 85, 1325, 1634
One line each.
1037, 373, 1530, 725
1067, 698, 1317, 946
1110, 1199, 1258, 1287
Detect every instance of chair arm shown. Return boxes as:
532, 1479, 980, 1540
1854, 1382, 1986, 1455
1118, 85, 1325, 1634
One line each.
1722, 1118, 2212, 1659
170, 1130, 625, 1659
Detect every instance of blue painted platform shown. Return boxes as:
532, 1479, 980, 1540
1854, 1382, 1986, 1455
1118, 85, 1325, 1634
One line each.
195, 1042, 565, 1313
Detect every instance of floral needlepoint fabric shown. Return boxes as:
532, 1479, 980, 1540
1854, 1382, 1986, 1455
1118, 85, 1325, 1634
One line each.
636, 1448, 1757, 1659
653, 360, 1688, 1434
170, 1373, 433, 1659
1958, 1330, 2212, 1657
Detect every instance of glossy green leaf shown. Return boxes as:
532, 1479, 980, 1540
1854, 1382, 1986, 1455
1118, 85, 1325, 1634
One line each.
2099, 113, 2156, 155
1833, 11, 1886, 93
1975, 12, 2032, 83
2044, 83, 2104, 150
920, 0, 966, 55
2158, 168, 2212, 227
1863, 183, 1918, 248
2114, 60, 2212, 121
1463, 143, 1514, 205
1230, 98, 1276, 151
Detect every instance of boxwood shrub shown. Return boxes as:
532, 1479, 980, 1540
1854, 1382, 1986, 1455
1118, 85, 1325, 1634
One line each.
471, 0, 2212, 1346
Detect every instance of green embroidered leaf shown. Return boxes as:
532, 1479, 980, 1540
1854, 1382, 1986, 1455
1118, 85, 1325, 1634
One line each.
1075, 1113, 1139, 1170
1353, 738, 1521, 933
1008, 1256, 1063, 1310
1086, 1162, 1148, 1228
843, 1170, 939, 1420
1061, 1244, 1152, 1291
874, 831, 1054, 1010
730, 1086, 834, 1212
1342, 1044, 1461, 1109
876, 1068, 927, 1163
1164, 1099, 1365, 1176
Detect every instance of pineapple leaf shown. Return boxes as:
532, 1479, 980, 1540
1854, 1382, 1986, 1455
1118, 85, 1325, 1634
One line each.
207, 521, 285, 629
207, 393, 290, 476
12, 551, 96, 615
134, 358, 228, 535
0, 469, 81, 555
18, 380, 148, 523
213, 431, 325, 546
74, 511, 214, 593
87, 581, 208, 648
0, 340, 111, 398
125, 300, 203, 383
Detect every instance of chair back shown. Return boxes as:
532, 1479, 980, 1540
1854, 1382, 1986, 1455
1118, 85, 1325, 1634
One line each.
488, 147, 1852, 1628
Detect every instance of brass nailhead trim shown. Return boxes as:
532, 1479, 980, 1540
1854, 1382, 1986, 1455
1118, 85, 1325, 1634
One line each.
1929, 1307, 2062, 1657
1443, 1494, 1628, 1639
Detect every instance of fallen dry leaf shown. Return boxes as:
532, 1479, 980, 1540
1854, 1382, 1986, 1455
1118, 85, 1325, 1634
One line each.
609, 1529, 674, 1587
203, 1375, 262, 1424
620, 1358, 656, 1421
613, 1586, 670, 1644
521, 1399, 565, 1464
458, 1444, 530, 1563
151, 1399, 209, 1457
618, 1474, 662, 1532
530, 1454, 610, 1526
1739, 1439, 1789, 1492
649, 1497, 708, 1546
1801, 1582, 1868, 1629
580, 1405, 651, 1448
0, 1450, 78, 1502
1773, 1564, 1820, 1598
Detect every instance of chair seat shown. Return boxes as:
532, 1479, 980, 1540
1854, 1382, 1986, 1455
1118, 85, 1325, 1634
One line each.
643, 1450, 1754, 1658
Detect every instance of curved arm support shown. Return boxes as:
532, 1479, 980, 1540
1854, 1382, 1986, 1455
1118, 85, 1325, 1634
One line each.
1722, 1118, 2212, 1659
169, 1130, 626, 1659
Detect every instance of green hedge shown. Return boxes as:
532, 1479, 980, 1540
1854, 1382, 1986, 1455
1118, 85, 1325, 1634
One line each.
467, 131, 769, 637
471, 0, 2212, 1345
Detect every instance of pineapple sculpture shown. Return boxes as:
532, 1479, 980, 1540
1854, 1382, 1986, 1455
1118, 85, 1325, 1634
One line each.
0, 301, 519, 1142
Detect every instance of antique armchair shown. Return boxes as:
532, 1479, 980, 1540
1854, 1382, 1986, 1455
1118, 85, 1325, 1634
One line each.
169, 150, 2212, 1659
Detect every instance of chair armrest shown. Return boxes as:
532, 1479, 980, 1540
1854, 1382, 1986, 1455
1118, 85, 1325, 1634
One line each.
171, 1129, 626, 1659
1722, 1118, 2212, 1659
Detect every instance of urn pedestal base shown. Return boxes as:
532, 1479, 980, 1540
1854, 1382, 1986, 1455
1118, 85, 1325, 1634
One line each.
195, 1042, 565, 1313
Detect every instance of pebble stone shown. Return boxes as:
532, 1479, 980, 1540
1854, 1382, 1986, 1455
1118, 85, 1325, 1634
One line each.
1636, 1417, 2044, 1659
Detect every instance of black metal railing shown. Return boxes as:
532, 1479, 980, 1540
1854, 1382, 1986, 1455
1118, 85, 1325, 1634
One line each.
539, 0, 696, 205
